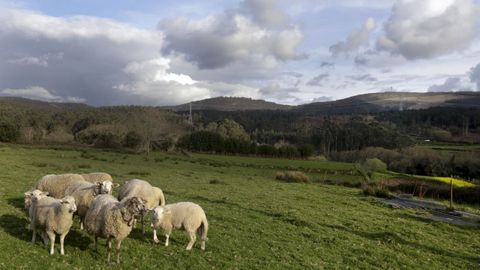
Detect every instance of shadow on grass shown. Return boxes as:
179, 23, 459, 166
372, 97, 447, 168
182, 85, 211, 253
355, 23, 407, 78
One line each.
187, 195, 479, 265
7, 197, 25, 210
0, 214, 91, 251
318, 222, 479, 265
0, 214, 30, 242
65, 229, 91, 251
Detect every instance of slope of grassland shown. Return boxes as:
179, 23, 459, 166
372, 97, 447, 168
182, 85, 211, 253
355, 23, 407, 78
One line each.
0, 145, 479, 269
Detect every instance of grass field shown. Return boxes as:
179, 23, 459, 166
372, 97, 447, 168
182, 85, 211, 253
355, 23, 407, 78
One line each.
0, 144, 479, 269
419, 142, 480, 154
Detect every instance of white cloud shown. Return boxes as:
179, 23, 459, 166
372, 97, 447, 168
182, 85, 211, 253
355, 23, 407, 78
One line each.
428, 77, 466, 92
330, 17, 376, 56
114, 57, 211, 105
0, 8, 161, 43
0, 8, 175, 106
160, 1, 304, 70
307, 73, 329, 86
241, 0, 290, 27
470, 63, 480, 90
259, 84, 301, 104
0, 86, 85, 102
377, 0, 480, 59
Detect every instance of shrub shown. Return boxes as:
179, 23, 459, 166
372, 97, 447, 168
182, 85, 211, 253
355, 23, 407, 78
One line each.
152, 138, 175, 151
176, 131, 224, 152
298, 144, 315, 158
0, 121, 19, 142
76, 125, 123, 148
363, 158, 387, 173
209, 179, 226, 185
257, 144, 277, 156
277, 145, 299, 159
309, 155, 328, 162
361, 183, 391, 198
276, 171, 309, 183
123, 131, 142, 148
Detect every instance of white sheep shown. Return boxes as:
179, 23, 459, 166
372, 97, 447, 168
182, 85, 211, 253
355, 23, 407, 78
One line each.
24, 190, 49, 229
84, 194, 146, 264
80, 172, 113, 183
32, 174, 86, 199
151, 202, 208, 250
23, 189, 49, 213
80, 172, 118, 194
31, 196, 77, 255
117, 179, 165, 235
63, 181, 107, 230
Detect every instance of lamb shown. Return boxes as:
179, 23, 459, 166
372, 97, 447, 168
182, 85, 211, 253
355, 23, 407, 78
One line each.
31, 196, 77, 255
63, 181, 107, 230
24, 190, 49, 229
32, 174, 86, 199
23, 189, 49, 213
117, 179, 165, 235
84, 194, 145, 264
80, 172, 117, 194
151, 202, 208, 251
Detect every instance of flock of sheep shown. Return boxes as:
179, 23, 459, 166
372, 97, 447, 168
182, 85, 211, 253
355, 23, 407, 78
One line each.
23, 172, 209, 264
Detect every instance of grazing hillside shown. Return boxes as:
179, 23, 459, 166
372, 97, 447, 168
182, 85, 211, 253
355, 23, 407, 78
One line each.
295, 92, 480, 115
164, 97, 293, 111
0, 146, 479, 269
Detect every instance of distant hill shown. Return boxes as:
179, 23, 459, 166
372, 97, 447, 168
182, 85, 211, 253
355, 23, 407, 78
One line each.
164, 97, 293, 111
2, 92, 480, 116
0, 97, 90, 111
295, 92, 480, 114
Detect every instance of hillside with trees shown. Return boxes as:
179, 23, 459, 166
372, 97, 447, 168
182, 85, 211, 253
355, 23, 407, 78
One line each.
1, 94, 479, 180
0, 97, 188, 152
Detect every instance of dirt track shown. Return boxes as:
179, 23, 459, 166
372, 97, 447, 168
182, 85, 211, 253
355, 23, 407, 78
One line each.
382, 195, 480, 227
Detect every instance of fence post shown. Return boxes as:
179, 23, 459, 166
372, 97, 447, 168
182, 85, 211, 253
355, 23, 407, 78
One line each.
449, 176, 454, 210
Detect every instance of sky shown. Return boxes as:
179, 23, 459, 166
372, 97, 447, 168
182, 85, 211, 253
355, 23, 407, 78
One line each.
0, 0, 479, 106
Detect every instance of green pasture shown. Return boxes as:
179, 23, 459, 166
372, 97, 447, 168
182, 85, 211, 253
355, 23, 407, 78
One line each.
0, 145, 479, 269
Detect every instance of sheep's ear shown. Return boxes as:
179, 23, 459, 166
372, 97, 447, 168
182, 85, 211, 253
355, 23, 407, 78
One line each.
164, 208, 171, 214
95, 181, 103, 187
24, 192, 32, 197
113, 183, 120, 188
41, 191, 49, 196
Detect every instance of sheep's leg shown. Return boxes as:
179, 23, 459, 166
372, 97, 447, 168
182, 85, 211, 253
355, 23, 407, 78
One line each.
153, 228, 160, 243
186, 231, 196, 251
165, 233, 170, 247
59, 232, 68, 255
47, 231, 56, 255
164, 226, 172, 247
141, 213, 145, 235
42, 231, 49, 245
201, 239, 206, 251
31, 227, 36, 243
80, 220, 84, 230
106, 237, 112, 264
116, 240, 122, 264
